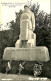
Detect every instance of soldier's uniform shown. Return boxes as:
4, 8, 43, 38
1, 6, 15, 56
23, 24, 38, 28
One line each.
20, 5, 35, 40
20, 8, 35, 31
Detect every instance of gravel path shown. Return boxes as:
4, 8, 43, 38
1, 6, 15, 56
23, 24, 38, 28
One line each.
0, 73, 51, 81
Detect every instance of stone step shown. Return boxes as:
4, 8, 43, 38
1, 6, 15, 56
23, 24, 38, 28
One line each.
3, 47, 50, 61
15, 39, 36, 48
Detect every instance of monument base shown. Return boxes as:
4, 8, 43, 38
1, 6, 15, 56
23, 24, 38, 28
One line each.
15, 33, 36, 48
3, 47, 50, 61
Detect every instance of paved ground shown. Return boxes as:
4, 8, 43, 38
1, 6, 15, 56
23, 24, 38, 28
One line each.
0, 73, 51, 81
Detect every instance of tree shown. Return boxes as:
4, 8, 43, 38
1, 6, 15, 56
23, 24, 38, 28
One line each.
31, 3, 51, 58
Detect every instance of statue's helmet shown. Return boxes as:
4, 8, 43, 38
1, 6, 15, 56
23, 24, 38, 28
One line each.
24, 4, 29, 8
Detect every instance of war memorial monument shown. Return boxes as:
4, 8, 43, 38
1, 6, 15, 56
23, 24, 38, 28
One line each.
3, 5, 50, 62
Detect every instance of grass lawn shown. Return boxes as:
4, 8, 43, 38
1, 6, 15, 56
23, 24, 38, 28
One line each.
0, 73, 51, 81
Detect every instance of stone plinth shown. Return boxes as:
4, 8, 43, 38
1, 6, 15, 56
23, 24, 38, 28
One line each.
15, 33, 36, 48
3, 47, 50, 61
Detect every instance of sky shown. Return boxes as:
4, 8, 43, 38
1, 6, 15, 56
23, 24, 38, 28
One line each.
0, 0, 50, 26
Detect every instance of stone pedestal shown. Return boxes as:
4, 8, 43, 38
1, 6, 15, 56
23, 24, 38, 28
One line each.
3, 47, 50, 61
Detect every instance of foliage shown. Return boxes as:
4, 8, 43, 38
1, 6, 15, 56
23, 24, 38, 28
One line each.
0, 30, 14, 58
31, 3, 51, 58
0, 60, 51, 78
